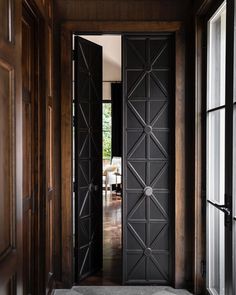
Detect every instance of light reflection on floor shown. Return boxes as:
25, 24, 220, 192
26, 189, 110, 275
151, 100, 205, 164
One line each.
80, 192, 122, 285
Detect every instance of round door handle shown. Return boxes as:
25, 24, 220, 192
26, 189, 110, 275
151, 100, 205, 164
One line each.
89, 183, 94, 192
233, 216, 236, 221
89, 183, 99, 192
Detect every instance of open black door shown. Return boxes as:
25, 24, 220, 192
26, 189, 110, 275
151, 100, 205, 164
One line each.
123, 35, 174, 285
74, 36, 103, 282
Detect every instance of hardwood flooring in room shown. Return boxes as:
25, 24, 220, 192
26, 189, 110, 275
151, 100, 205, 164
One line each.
80, 193, 122, 286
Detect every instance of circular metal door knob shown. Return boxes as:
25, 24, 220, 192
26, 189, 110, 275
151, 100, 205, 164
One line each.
145, 65, 152, 73
144, 125, 152, 134
144, 186, 153, 196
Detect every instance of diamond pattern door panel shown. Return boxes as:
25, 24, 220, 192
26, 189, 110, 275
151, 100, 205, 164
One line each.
123, 35, 174, 285
74, 36, 102, 282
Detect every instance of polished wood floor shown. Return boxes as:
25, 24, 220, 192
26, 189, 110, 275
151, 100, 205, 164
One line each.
80, 192, 122, 285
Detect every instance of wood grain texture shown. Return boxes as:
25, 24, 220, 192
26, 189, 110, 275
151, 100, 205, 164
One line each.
62, 21, 182, 33
0, 59, 14, 262
22, 6, 37, 294
175, 29, 187, 289
21, 1, 56, 294
0, 0, 22, 294
0, 0, 60, 294
193, 18, 205, 295
45, 24, 56, 294
55, 0, 192, 22
61, 27, 73, 287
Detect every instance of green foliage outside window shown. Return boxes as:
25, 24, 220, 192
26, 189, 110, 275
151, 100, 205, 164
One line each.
103, 103, 112, 160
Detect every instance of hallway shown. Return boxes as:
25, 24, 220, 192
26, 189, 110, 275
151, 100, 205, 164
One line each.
1, 0, 236, 294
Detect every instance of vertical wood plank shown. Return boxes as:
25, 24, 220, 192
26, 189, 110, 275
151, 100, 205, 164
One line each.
175, 28, 186, 288
194, 17, 205, 295
61, 27, 73, 287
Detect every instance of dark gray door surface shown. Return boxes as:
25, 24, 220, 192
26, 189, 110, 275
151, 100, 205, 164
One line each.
123, 35, 174, 285
74, 36, 103, 282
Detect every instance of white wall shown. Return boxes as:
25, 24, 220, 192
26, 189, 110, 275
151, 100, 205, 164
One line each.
80, 35, 121, 99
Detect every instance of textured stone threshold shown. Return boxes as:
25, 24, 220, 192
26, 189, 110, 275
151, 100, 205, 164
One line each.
54, 286, 192, 295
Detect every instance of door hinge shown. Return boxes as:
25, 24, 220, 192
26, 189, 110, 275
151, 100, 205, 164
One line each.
201, 260, 206, 278
73, 182, 76, 193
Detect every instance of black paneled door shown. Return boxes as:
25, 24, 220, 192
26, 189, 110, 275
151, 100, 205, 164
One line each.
123, 35, 174, 284
74, 36, 103, 282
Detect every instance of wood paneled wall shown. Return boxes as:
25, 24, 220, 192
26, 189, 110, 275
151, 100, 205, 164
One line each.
29, 0, 58, 293
55, 0, 192, 21
34, 0, 62, 291
0, 0, 58, 294
0, 0, 22, 294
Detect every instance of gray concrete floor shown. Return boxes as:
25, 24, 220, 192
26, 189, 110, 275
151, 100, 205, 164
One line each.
54, 286, 193, 295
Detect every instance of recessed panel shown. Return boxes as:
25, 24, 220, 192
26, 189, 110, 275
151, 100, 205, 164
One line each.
23, 102, 32, 198
0, 60, 14, 259
0, 274, 17, 295
22, 18, 31, 92
74, 36, 103, 281
123, 35, 173, 284
126, 38, 146, 69
0, 0, 14, 43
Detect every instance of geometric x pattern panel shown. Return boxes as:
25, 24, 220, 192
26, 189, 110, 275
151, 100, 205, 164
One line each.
123, 35, 174, 285
74, 36, 103, 282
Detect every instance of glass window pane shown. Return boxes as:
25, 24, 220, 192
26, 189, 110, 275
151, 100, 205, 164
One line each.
103, 103, 112, 161
207, 205, 225, 295
206, 3, 226, 295
207, 3, 226, 110
207, 109, 225, 204
233, 105, 236, 295
234, 105, 236, 216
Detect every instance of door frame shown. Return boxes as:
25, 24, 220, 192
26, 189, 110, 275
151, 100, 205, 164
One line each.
195, 0, 235, 294
22, 2, 39, 293
22, 1, 48, 293
61, 21, 187, 288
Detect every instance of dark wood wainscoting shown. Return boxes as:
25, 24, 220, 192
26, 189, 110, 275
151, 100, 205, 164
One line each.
21, 0, 56, 294
22, 4, 38, 293
0, 0, 57, 294
0, 0, 22, 294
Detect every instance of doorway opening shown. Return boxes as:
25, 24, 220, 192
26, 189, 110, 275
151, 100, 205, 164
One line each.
72, 34, 123, 285
69, 31, 177, 287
